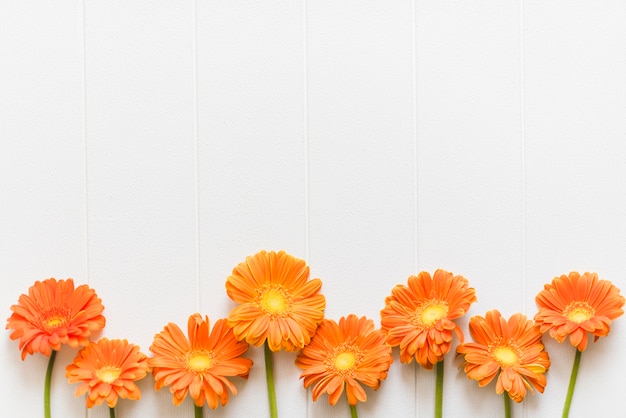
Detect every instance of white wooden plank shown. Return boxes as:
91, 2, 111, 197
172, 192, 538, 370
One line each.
84, 1, 196, 417
415, 1, 523, 417
307, 1, 416, 417
524, 1, 626, 417
196, 1, 307, 417
0, 2, 86, 417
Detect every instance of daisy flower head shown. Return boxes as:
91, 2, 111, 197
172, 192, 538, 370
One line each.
6, 278, 106, 359
66, 338, 149, 408
534, 271, 625, 351
149, 313, 253, 409
380, 269, 476, 369
225, 250, 326, 352
457, 310, 550, 403
295, 314, 392, 406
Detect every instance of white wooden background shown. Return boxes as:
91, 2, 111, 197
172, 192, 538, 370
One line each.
1, 1, 625, 418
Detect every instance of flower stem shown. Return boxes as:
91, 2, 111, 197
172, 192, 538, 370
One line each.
435, 360, 444, 418
562, 349, 582, 418
44, 350, 57, 418
503, 393, 511, 418
349, 403, 358, 418
194, 405, 203, 418
109, 407, 116, 418
264, 342, 278, 418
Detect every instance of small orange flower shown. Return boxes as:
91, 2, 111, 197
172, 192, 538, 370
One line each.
295, 314, 392, 406
380, 269, 476, 369
534, 271, 625, 351
225, 250, 326, 352
66, 338, 149, 408
149, 313, 253, 408
457, 310, 550, 403
6, 278, 106, 360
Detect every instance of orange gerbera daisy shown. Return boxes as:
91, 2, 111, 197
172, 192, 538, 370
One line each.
380, 269, 476, 369
225, 250, 326, 352
457, 310, 550, 403
295, 314, 392, 406
534, 271, 625, 351
66, 338, 149, 408
6, 278, 106, 360
149, 313, 253, 408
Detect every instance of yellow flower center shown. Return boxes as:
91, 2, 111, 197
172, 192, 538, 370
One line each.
41, 308, 70, 333
563, 301, 595, 324
413, 300, 449, 328
326, 343, 363, 376
258, 285, 292, 317
493, 346, 519, 367
421, 304, 447, 327
96, 366, 122, 383
46, 317, 65, 327
262, 290, 287, 313
186, 350, 215, 373
334, 352, 357, 371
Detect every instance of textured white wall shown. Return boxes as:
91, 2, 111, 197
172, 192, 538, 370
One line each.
1, 1, 625, 418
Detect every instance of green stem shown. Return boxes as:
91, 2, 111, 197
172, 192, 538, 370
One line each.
109, 406, 116, 418
349, 403, 358, 418
503, 393, 511, 418
562, 349, 582, 418
264, 342, 278, 418
435, 360, 444, 418
194, 405, 203, 418
44, 350, 57, 418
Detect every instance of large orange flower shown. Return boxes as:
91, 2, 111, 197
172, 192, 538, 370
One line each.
6, 278, 106, 360
534, 271, 625, 351
295, 314, 392, 406
225, 250, 326, 352
66, 338, 149, 408
457, 310, 550, 403
380, 269, 476, 369
149, 313, 253, 408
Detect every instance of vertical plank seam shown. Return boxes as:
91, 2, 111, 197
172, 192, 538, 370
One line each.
520, 1, 527, 416
412, 0, 419, 282
412, 1, 419, 417
303, 0, 310, 266
193, 0, 201, 313
82, 2, 90, 417
520, 0, 527, 317
82, 0, 90, 286
303, 0, 310, 415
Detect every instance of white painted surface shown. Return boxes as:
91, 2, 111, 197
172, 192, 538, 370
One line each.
1, 2, 625, 417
